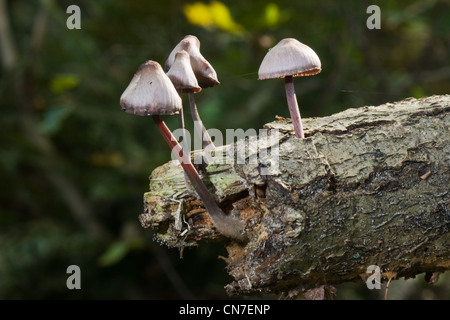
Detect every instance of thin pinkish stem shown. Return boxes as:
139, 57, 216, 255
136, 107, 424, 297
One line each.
178, 107, 188, 151
188, 92, 215, 150
152, 115, 242, 240
285, 76, 304, 139
175, 89, 188, 153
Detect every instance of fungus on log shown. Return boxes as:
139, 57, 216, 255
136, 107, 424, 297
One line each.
139, 95, 450, 296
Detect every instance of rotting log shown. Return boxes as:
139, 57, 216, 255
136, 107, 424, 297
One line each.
139, 95, 450, 296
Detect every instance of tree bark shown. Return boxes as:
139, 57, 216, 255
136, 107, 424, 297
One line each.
139, 95, 450, 296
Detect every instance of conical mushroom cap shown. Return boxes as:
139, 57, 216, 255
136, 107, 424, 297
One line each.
165, 35, 220, 88
166, 50, 201, 94
120, 60, 182, 116
258, 38, 321, 80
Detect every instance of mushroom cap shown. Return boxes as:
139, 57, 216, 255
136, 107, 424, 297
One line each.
258, 38, 321, 80
166, 50, 201, 94
120, 60, 182, 116
165, 35, 220, 88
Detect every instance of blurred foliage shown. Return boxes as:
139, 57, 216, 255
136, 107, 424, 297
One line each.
0, 0, 449, 299
184, 1, 244, 34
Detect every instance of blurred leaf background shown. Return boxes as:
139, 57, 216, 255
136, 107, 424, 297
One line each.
0, 0, 449, 299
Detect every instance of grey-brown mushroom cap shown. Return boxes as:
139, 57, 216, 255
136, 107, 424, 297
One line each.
165, 35, 220, 88
258, 38, 321, 80
120, 60, 182, 116
166, 50, 202, 94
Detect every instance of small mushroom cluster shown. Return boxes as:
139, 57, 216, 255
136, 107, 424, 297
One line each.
120, 36, 321, 240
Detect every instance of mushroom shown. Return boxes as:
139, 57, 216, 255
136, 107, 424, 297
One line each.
258, 38, 321, 139
165, 35, 219, 88
166, 50, 201, 154
165, 35, 219, 150
120, 60, 243, 240
166, 50, 201, 187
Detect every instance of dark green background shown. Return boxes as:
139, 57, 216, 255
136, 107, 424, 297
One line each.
1, 0, 449, 299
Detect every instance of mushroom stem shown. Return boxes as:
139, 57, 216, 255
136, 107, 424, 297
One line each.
177, 90, 189, 152
177, 101, 188, 153
188, 92, 215, 150
152, 115, 243, 240
177, 106, 193, 191
285, 76, 305, 139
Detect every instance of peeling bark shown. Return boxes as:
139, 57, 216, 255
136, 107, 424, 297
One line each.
139, 95, 450, 296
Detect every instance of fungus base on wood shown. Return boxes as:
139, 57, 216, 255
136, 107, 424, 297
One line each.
140, 95, 450, 295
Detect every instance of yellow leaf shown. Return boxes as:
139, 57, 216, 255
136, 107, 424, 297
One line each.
265, 3, 280, 27
183, 1, 244, 35
209, 1, 243, 35
50, 74, 79, 94
183, 2, 213, 27
89, 151, 124, 167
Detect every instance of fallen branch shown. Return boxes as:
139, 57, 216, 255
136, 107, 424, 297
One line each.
139, 95, 450, 296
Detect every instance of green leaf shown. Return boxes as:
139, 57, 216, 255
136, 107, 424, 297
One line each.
38, 105, 73, 135
50, 74, 80, 94
98, 238, 145, 267
264, 3, 280, 27
98, 241, 129, 267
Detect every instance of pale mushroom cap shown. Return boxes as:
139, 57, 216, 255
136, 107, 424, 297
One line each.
258, 38, 321, 80
120, 61, 182, 116
165, 35, 220, 88
166, 50, 201, 94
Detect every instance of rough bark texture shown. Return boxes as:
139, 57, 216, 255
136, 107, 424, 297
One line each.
139, 95, 450, 296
